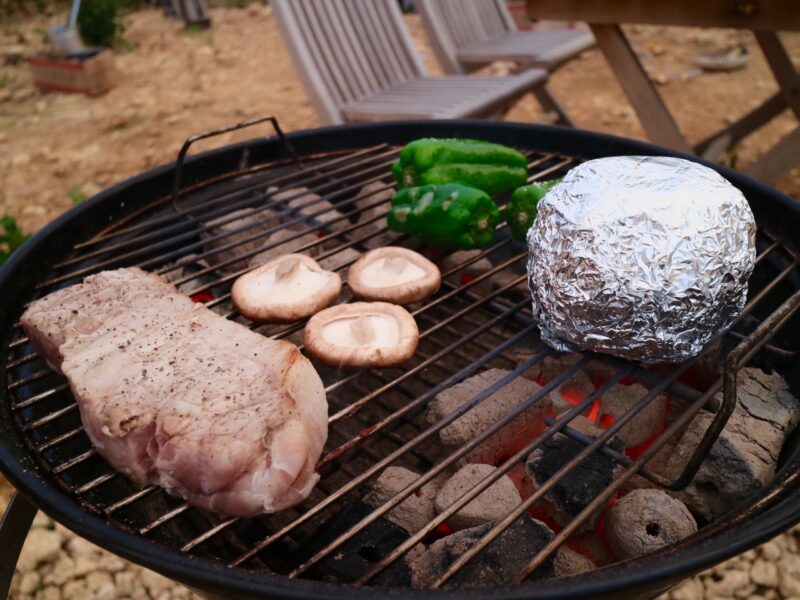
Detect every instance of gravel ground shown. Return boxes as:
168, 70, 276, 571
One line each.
7, 507, 800, 599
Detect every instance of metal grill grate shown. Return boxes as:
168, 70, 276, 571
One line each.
5, 121, 800, 589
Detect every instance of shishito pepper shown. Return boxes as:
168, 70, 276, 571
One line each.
387, 183, 500, 250
391, 138, 528, 195
506, 178, 562, 241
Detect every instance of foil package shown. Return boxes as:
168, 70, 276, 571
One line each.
527, 156, 756, 362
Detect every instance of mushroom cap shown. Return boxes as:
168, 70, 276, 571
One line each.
232, 253, 341, 323
347, 247, 441, 304
304, 301, 419, 368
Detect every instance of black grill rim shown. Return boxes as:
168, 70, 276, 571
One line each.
2, 119, 800, 600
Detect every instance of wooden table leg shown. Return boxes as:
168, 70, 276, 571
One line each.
754, 31, 800, 119
746, 31, 800, 183
589, 23, 692, 153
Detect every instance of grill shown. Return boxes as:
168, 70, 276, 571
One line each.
2, 118, 800, 600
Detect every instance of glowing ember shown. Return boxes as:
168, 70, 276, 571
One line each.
599, 413, 616, 429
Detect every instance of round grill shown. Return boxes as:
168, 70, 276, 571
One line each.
2, 119, 800, 600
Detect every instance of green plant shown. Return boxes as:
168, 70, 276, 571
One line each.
722, 147, 739, 171
67, 185, 86, 205
0, 216, 31, 266
0, 73, 10, 89
78, 0, 120, 47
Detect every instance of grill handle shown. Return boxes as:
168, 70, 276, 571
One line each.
671, 289, 800, 489
0, 492, 37, 598
171, 115, 298, 205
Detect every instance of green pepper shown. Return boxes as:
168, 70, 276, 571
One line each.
391, 138, 528, 195
506, 179, 562, 241
387, 184, 500, 250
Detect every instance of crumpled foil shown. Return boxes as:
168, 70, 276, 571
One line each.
527, 156, 756, 362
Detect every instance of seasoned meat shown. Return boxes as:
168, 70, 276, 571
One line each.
21, 268, 328, 516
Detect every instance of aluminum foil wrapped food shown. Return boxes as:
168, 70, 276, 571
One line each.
527, 156, 756, 362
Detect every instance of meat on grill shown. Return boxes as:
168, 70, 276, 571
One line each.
21, 268, 328, 517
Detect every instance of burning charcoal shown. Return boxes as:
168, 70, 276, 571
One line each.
427, 368, 553, 465
410, 515, 555, 588
270, 186, 348, 233
525, 422, 624, 532
605, 489, 697, 560
363, 466, 443, 534
598, 383, 667, 448
517, 352, 581, 383
489, 267, 530, 296
439, 250, 493, 297
247, 228, 321, 269
517, 350, 622, 386
565, 531, 615, 567
300, 499, 420, 586
352, 181, 396, 248
551, 370, 595, 417
202, 206, 282, 273
658, 368, 800, 521
554, 546, 597, 577
439, 250, 493, 293
434, 464, 522, 530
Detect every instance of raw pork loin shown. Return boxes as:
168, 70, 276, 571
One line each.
21, 268, 328, 516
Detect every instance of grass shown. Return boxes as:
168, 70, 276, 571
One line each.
67, 185, 87, 205
722, 147, 740, 171
0, 216, 31, 266
0, 73, 11, 89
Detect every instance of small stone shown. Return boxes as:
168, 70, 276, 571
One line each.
246, 1, 264, 16
2, 45, 26, 64
115, 570, 137, 595
19, 571, 41, 594
86, 571, 117, 600
706, 568, 749, 597
140, 569, 175, 597
669, 576, 703, 600
43, 555, 76, 586
734, 584, 757, 599
62, 578, 90, 600
36, 586, 62, 600
751, 558, 779, 587
18, 527, 63, 571
760, 539, 782, 560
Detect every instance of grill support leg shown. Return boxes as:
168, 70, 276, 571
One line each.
0, 492, 37, 598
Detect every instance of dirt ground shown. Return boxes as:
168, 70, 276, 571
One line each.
1, 5, 799, 235
2, 4, 800, 600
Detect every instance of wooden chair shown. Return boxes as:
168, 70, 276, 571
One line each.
271, 0, 569, 125
416, 0, 594, 74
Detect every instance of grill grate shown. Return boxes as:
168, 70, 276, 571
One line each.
5, 124, 800, 589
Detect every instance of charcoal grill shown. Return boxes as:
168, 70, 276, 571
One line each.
2, 117, 800, 600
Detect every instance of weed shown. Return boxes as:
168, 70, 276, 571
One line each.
67, 185, 86, 205
0, 74, 10, 90
0, 216, 31, 266
722, 147, 739, 171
